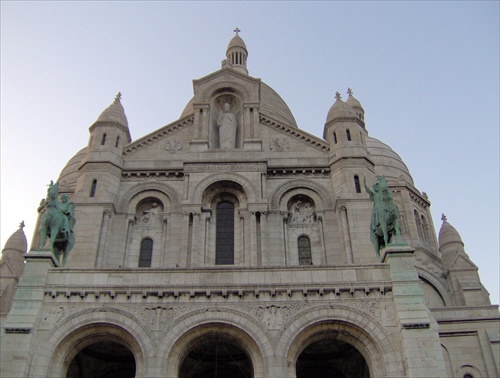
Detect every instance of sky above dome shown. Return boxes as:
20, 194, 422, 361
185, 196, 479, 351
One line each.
1, 2, 498, 304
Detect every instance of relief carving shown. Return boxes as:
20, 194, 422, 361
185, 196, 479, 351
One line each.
288, 199, 317, 228
270, 138, 289, 151
164, 140, 182, 153
135, 202, 163, 230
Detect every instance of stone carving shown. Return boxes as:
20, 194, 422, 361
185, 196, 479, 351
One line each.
40, 306, 68, 328
270, 138, 289, 151
164, 140, 182, 153
288, 200, 317, 228
135, 202, 163, 230
217, 103, 237, 149
364, 176, 403, 259
39, 181, 75, 266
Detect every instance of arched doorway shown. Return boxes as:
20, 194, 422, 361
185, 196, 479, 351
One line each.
66, 340, 136, 378
179, 334, 253, 378
296, 338, 369, 378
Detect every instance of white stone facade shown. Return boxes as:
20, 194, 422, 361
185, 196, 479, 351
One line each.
1, 33, 498, 378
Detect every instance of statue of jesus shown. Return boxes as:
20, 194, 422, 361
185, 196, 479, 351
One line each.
217, 103, 237, 149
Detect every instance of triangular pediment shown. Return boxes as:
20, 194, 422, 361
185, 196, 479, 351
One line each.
123, 115, 194, 157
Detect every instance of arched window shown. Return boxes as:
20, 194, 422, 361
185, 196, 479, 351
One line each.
354, 175, 361, 193
90, 179, 97, 197
139, 238, 153, 267
421, 215, 430, 242
298, 236, 312, 265
216, 201, 234, 265
333, 131, 337, 144
101, 133, 107, 145
414, 210, 423, 238
346, 129, 351, 141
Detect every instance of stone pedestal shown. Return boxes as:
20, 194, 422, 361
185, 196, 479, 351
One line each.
383, 245, 447, 377
0, 250, 58, 377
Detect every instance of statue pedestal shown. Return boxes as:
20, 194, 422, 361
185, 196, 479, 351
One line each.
383, 245, 447, 377
1, 249, 58, 376
242, 139, 262, 150
189, 140, 209, 151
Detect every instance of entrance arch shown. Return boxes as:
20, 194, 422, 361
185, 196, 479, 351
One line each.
296, 337, 369, 378
179, 333, 253, 378
66, 338, 136, 378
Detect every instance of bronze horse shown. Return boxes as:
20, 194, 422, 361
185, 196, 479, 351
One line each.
39, 181, 75, 266
365, 176, 402, 259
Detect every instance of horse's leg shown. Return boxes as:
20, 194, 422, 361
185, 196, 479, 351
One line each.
40, 228, 47, 249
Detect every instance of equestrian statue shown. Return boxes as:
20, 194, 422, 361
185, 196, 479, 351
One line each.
39, 181, 76, 266
364, 176, 403, 259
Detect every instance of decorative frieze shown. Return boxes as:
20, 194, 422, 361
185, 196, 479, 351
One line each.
184, 163, 266, 173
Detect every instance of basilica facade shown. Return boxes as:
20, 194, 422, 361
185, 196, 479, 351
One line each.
1, 32, 499, 378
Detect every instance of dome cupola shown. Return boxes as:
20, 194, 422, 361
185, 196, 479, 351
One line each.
93, 92, 129, 129
438, 214, 464, 250
325, 92, 358, 125
1, 221, 27, 277
225, 28, 248, 75
346, 88, 365, 123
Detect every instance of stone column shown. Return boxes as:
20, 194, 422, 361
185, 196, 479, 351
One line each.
340, 206, 353, 264
0, 250, 58, 377
96, 209, 112, 267
383, 245, 447, 377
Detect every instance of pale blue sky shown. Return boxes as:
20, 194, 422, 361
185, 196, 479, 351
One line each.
1, 1, 499, 304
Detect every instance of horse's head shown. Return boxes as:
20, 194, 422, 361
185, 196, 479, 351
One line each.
47, 181, 59, 200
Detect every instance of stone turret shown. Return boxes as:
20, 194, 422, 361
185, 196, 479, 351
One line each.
224, 28, 248, 75
439, 215, 491, 306
75, 93, 130, 202
0, 222, 27, 316
324, 90, 371, 196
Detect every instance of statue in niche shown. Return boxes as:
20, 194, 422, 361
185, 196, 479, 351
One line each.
364, 176, 403, 259
137, 202, 163, 230
217, 103, 237, 149
288, 199, 316, 227
39, 181, 76, 266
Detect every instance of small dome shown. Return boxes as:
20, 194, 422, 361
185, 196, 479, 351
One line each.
227, 33, 247, 54
94, 93, 128, 128
438, 215, 464, 248
58, 147, 87, 192
3, 222, 27, 254
366, 137, 414, 186
346, 88, 364, 120
326, 92, 357, 124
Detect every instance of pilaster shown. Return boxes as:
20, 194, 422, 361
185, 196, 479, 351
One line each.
383, 245, 447, 377
1, 250, 58, 377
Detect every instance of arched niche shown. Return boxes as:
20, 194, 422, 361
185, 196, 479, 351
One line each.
210, 91, 243, 149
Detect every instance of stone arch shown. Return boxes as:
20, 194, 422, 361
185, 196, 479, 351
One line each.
192, 173, 258, 204
159, 307, 271, 377
29, 308, 155, 378
277, 305, 404, 378
270, 179, 334, 211
416, 267, 452, 307
200, 80, 253, 103
456, 364, 483, 378
118, 182, 181, 213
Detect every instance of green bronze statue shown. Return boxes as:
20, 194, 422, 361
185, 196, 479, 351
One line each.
39, 181, 75, 266
364, 176, 402, 259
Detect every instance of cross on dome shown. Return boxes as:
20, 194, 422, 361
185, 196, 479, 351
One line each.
114, 92, 122, 103
335, 91, 342, 100
441, 213, 447, 222
233, 27, 241, 35
347, 88, 353, 96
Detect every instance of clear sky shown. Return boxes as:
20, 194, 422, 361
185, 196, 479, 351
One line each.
1, 1, 498, 305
